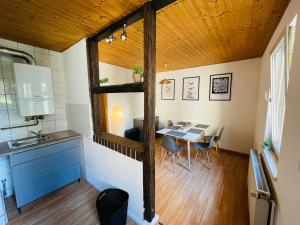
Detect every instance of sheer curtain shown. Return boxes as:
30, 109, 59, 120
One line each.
271, 39, 286, 152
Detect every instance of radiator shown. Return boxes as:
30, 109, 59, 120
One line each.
248, 149, 276, 225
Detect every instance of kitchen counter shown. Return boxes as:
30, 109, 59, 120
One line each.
0, 130, 82, 156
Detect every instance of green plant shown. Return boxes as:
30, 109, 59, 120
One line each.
263, 139, 272, 149
133, 65, 143, 75
99, 77, 109, 84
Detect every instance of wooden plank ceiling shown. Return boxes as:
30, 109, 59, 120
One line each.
99, 0, 290, 72
0, 0, 290, 72
0, 0, 148, 51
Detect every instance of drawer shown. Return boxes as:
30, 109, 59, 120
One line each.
15, 164, 80, 208
11, 139, 79, 166
12, 147, 79, 182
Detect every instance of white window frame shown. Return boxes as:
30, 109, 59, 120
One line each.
270, 16, 297, 155
270, 36, 287, 154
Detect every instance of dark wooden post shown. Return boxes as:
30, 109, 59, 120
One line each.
143, 2, 156, 222
86, 37, 102, 135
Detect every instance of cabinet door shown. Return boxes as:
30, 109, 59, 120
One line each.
11, 145, 80, 208
16, 164, 80, 208
15, 172, 51, 207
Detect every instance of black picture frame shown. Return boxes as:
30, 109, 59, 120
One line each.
161, 79, 175, 100
182, 76, 200, 101
209, 73, 232, 101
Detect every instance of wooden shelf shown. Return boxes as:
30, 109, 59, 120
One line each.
92, 82, 144, 94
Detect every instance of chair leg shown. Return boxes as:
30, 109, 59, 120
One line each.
193, 151, 200, 167
159, 140, 164, 160
213, 144, 219, 158
198, 150, 211, 170
160, 146, 164, 161
177, 152, 182, 161
171, 153, 175, 173
206, 150, 211, 163
161, 150, 167, 167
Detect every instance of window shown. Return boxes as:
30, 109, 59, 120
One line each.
287, 15, 297, 85
271, 38, 286, 153
270, 16, 297, 154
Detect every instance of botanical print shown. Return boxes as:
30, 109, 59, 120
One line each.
209, 73, 232, 101
182, 76, 200, 100
161, 79, 175, 100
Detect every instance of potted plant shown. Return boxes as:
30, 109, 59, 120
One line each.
132, 65, 143, 82
99, 77, 109, 86
263, 139, 272, 150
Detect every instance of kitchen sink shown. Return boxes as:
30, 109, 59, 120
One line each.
8, 136, 52, 149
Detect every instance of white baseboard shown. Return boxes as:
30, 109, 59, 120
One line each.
128, 210, 144, 225
143, 214, 159, 225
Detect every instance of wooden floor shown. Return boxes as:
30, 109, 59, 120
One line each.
6, 141, 249, 225
6, 180, 135, 225
155, 141, 249, 225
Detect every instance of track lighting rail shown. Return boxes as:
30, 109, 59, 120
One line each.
92, 0, 176, 42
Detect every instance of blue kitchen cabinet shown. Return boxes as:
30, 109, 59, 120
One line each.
10, 139, 81, 209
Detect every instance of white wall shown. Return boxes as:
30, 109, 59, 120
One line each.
0, 38, 67, 197
63, 40, 144, 225
63, 39, 92, 138
100, 59, 261, 154
99, 62, 143, 136
84, 139, 144, 224
156, 58, 261, 154
253, 0, 300, 224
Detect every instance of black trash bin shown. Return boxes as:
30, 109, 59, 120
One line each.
96, 188, 129, 225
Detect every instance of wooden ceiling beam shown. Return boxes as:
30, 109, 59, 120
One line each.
92, 0, 177, 42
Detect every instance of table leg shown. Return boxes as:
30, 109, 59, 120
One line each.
187, 140, 191, 171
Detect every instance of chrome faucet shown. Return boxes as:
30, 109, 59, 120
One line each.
30, 130, 44, 138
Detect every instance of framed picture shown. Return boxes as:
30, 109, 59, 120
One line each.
209, 73, 232, 101
182, 76, 200, 101
161, 79, 175, 100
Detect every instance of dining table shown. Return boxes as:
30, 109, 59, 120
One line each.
156, 122, 213, 171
